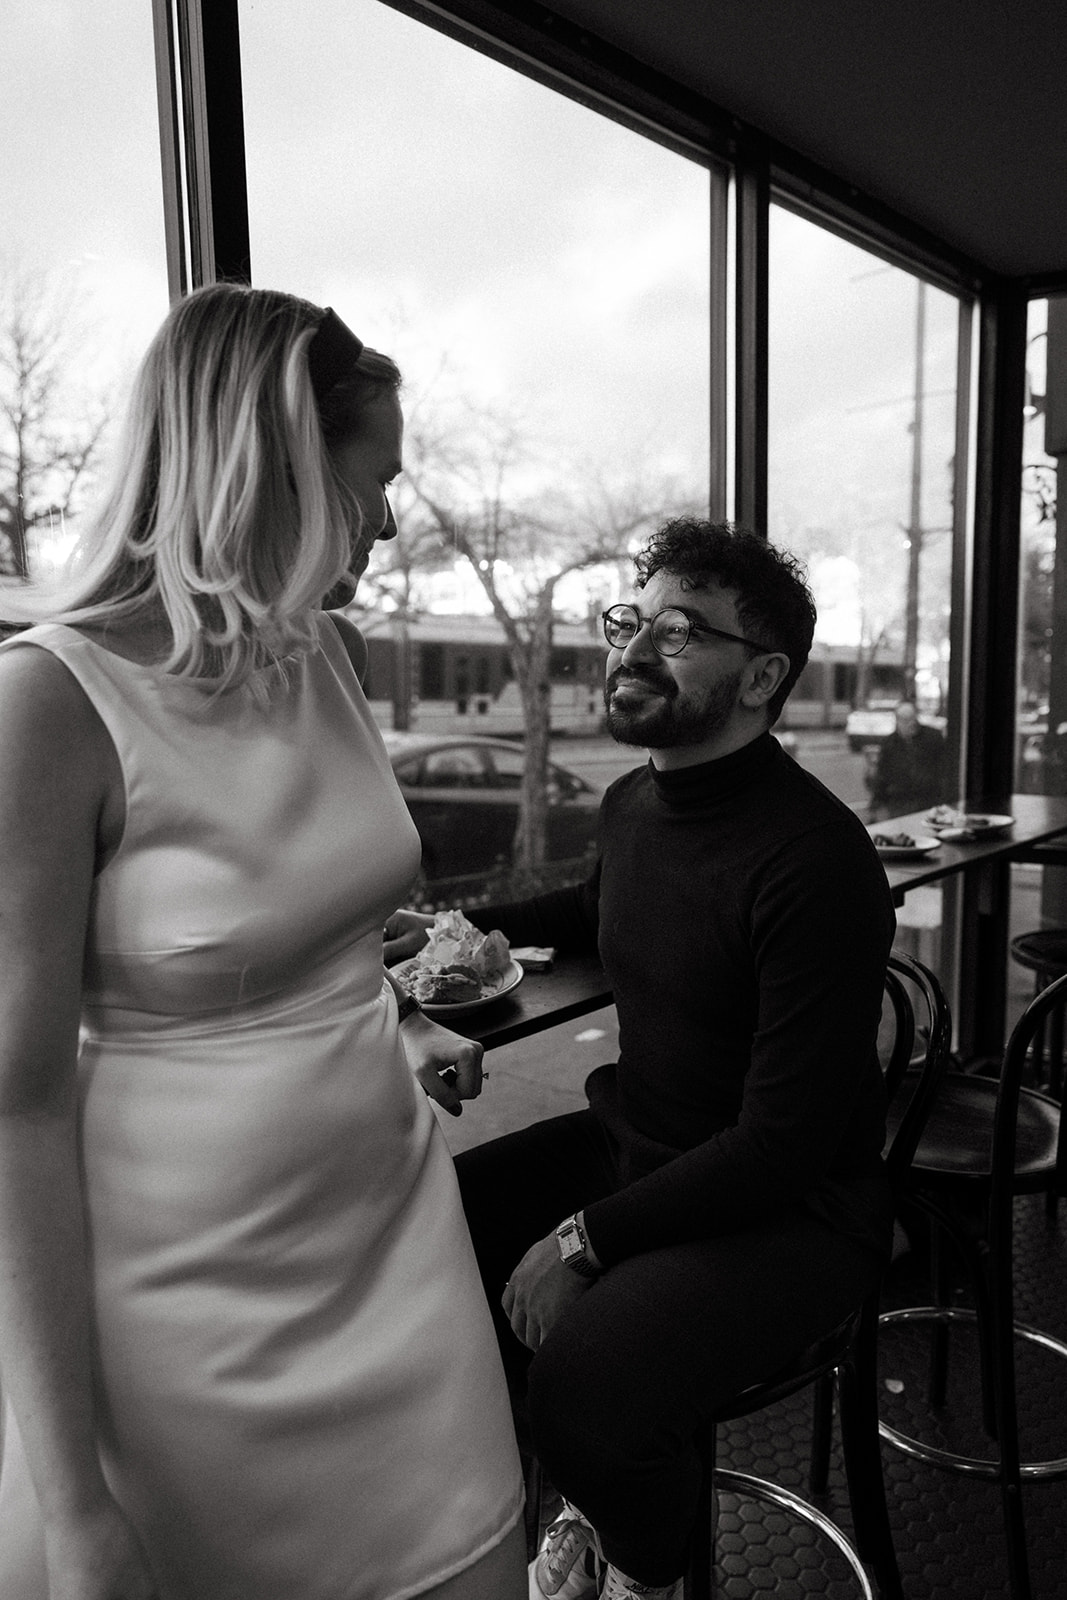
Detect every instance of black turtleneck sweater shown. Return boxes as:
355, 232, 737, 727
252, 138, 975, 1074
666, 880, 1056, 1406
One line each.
472, 733, 897, 1267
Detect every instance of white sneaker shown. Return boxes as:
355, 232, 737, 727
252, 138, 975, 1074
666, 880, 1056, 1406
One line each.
528, 1502, 603, 1600
599, 1564, 684, 1600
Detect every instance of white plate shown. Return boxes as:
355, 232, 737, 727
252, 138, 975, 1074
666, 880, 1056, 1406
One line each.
925, 811, 1015, 841
869, 833, 942, 859
394, 958, 524, 1017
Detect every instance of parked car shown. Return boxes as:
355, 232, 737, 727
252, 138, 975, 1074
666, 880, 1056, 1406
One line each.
382, 732, 600, 883
845, 701, 946, 752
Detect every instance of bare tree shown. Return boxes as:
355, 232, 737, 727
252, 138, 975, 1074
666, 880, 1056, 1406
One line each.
399, 396, 699, 867
0, 265, 114, 578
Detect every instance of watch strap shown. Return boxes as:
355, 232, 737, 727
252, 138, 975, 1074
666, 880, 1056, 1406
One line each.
556, 1213, 601, 1278
395, 990, 422, 1024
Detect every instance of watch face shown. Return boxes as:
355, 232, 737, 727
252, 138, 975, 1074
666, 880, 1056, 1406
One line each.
558, 1230, 581, 1259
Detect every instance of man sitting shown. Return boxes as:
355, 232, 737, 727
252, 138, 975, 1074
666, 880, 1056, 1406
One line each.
389, 519, 896, 1600
867, 698, 948, 821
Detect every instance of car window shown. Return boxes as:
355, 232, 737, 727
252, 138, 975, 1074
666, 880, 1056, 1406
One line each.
487, 746, 525, 788
392, 758, 423, 787
549, 765, 583, 799
422, 747, 489, 788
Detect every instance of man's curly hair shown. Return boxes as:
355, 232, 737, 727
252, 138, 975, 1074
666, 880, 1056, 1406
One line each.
634, 519, 816, 725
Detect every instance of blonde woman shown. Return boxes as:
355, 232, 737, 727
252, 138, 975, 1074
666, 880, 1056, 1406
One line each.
0, 285, 525, 1600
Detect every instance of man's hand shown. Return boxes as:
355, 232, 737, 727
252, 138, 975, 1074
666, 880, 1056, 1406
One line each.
398, 1011, 485, 1117
383, 908, 434, 966
502, 1231, 596, 1349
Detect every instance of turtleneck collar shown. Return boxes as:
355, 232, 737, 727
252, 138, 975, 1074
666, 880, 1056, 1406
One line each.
647, 731, 780, 808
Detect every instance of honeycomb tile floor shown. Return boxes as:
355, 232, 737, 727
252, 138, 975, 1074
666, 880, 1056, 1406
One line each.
713, 1193, 1065, 1600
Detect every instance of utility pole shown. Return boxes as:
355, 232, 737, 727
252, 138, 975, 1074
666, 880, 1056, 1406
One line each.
902, 279, 926, 700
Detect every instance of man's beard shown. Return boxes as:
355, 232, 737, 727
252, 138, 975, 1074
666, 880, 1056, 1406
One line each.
604, 663, 744, 749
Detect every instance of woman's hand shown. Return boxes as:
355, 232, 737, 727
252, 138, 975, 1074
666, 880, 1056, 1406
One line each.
383, 909, 434, 966
502, 1232, 596, 1350
44, 1498, 159, 1600
398, 1011, 486, 1117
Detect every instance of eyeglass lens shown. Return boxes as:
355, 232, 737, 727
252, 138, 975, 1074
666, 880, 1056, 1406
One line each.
603, 606, 691, 656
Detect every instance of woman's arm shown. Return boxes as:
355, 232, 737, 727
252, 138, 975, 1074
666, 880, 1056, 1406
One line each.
0, 648, 156, 1597
382, 969, 486, 1118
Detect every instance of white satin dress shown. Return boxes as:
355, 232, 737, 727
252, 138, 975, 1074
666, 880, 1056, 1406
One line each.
0, 617, 522, 1600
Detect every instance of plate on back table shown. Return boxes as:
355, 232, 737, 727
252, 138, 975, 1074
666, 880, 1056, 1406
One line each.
924, 809, 1015, 842
868, 830, 942, 860
393, 957, 524, 1017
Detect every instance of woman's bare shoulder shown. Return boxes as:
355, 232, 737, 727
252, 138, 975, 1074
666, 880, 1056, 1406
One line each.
324, 610, 369, 683
0, 639, 114, 793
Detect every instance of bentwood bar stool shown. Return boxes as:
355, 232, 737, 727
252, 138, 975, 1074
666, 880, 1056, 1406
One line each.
877, 971, 1067, 1600
682, 954, 952, 1600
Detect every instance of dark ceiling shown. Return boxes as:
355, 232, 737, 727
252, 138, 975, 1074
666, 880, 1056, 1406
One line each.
527, 0, 1067, 284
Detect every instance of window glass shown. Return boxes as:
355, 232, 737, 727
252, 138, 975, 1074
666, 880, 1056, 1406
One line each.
239, 0, 712, 900
1010, 295, 1067, 1034
423, 747, 487, 788
489, 747, 526, 789
768, 205, 962, 837
1016, 296, 1061, 797
0, 1, 170, 583
768, 206, 966, 970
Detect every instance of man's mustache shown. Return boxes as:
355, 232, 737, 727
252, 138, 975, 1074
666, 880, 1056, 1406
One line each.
606, 665, 677, 699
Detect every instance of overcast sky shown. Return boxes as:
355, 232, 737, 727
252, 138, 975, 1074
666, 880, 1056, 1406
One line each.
3, 0, 963, 642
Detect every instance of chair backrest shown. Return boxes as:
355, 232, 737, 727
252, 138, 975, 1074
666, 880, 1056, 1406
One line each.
882, 952, 954, 1191
988, 969, 1067, 1268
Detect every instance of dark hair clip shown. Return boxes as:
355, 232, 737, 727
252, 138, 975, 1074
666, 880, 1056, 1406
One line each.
307, 307, 365, 405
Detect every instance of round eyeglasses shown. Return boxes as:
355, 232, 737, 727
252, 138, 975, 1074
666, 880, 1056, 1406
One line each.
601, 604, 774, 658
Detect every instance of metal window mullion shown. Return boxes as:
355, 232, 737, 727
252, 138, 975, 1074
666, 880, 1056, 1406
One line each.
708, 162, 730, 520
955, 279, 1028, 1062
967, 282, 1028, 799
734, 143, 769, 536
176, 0, 216, 286
151, 0, 188, 301
937, 293, 978, 1054
153, 0, 250, 293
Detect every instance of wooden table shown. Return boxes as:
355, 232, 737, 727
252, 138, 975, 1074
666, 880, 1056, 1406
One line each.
460, 952, 612, 1050
876, 793, 1067, 906
874, 793, 1067, 1060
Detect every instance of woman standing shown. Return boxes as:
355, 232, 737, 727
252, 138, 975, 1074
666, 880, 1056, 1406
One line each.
0, 285, 525, 1600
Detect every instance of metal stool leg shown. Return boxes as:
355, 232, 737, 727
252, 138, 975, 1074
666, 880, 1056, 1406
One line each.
684, 1428, 717, 1600
809, 1371, 834, 1494
837, 1302, 904, 1600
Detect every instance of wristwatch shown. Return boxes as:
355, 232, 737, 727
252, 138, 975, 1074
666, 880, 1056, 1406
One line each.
555, 1213, 601, 1278
395, 990, 422, 1025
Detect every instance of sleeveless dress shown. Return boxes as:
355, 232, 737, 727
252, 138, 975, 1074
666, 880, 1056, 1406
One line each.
0, 618, 523, 1600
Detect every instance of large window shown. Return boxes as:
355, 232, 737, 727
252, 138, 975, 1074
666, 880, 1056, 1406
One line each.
239, 0, 711, 566
1016, 297, 1061, 797
0, 0, 170, 582
238, 0, 713, 896
1009, 295, 1067, 1028
767, 205, 965, 825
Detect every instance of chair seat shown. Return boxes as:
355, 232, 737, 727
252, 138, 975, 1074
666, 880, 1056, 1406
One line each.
714, 1311, 859, 1423
888, 1073, 1061, 1183
1010, 929, 1067, 976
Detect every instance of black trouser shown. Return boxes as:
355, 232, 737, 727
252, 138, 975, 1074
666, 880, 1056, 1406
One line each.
455, 1109, 885, 1586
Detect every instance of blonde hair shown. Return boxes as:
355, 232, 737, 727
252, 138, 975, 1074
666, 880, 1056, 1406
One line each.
2, 284, 400, 690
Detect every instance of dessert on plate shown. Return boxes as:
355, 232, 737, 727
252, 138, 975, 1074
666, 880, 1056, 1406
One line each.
398, 909, 510, 1006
